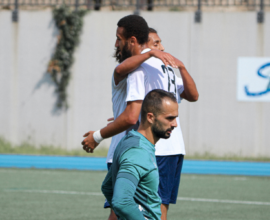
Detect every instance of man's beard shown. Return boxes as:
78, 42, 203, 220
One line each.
151, 119, 174, 139
113, 47, 121, 63
114, 42, 132, 63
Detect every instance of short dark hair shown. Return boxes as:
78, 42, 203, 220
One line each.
149, 27, 157, 34
117, 15, 149, 45
141, 89, 177, 123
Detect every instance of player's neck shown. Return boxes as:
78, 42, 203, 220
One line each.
131, 43, 147, 56
137, 125, 160, 145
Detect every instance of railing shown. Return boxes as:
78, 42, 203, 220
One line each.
1, 0, 269, 8
0, 0, 269, 23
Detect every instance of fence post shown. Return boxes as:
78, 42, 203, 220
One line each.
87, 0, 92, 10
147, 0, 153, 11
75, 0, 79, 11
195, 0, 201, 23
12, 0, 19, 22
257, 0, 264, 23
94, 0, 101, 10
134, 0, 140, 15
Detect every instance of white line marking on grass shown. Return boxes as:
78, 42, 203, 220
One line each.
0, 169, 95, 175
177, 197, 270, 205
4, 189, 270, 206
4, 189, 103, 196
233, 177, 247, 181
0, 169, 64, 174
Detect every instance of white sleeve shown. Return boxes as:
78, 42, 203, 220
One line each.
176, 76, 184, 95
125, 66, 146, 102
175, 76, 184, 103
112, 64, 121, 89
112, 73, 117, 89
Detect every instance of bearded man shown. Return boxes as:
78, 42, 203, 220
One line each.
101, 89, 179, 220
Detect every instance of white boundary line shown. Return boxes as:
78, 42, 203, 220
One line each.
4, 189, 270, 206
4, 189, 103, 196
177, 197, 270, 205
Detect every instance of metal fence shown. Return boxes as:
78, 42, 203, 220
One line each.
0, 0, 268, 23
1, 0, 269, 8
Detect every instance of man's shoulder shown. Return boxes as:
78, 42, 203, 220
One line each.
114, 132, 140, 156
143, 56, 164, 66
140, 57, 165, 73
128, 64, 147, 76
114, 132, 156, 169
116, 131, 151, 154
120, 131, 141, 147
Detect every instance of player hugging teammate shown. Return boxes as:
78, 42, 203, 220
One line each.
81, 15, 199, 220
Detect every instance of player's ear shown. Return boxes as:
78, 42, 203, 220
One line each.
130, 36, 137, 46
147, 112, 155, 124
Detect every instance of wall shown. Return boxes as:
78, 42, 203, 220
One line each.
0, 10, 269, 157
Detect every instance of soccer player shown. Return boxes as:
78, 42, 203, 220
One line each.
104, 28, 177, 220
147, 28, 165, 51
82, 15, 199, 220
101, 89, 179, 220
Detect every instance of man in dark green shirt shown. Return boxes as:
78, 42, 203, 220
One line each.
101, 89, 178, 220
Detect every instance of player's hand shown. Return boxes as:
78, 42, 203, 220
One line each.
151, 50, 178, 68
173, 57, 185, 69
81, 131, 99, 153
107, 117, 114, 125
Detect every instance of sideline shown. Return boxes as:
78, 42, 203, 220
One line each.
4, 189, 270, 206
1, 155, 270, 176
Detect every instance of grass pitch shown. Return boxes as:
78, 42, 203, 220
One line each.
1, 168, 270, 220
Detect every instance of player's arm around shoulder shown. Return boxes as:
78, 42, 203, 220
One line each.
114, 52, 151, 85
174, 58, 199, 102
114, 50, 177, 85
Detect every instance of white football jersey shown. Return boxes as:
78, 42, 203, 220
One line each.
126, 48, 185, 156
106, 74, 128, 163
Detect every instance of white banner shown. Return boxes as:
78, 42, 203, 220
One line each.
237, 57, 270, 102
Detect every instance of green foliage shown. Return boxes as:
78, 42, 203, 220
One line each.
48, 6, 87, 109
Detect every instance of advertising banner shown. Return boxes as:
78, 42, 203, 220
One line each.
237, 57, 270, 102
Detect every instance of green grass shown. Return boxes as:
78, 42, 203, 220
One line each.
1, 137, 270, 162
0, 137, 108, 157
1, 168, 270, 220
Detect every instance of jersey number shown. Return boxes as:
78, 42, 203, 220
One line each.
161, 65, 176, 95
